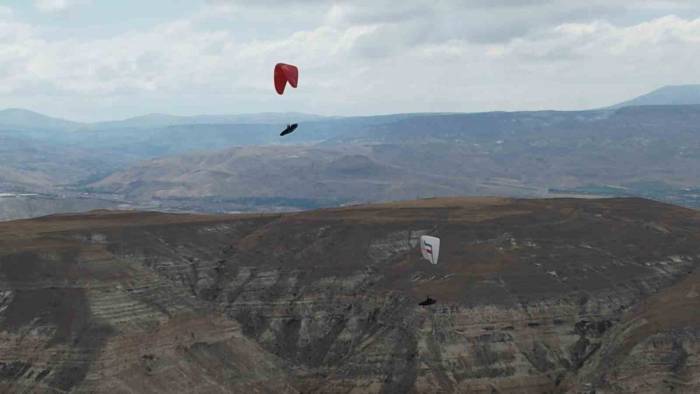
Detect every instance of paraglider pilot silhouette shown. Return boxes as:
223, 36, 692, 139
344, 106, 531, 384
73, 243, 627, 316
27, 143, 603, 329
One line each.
280, 123, 298, 136
274, 63, 299, 136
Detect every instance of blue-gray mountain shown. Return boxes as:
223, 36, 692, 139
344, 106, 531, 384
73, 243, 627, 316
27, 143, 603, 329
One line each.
86, 105, 700, 212
611, 84, 700, 108
1, 86, 699, 219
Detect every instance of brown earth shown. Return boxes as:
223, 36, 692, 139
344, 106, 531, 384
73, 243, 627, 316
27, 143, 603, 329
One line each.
0, 197, 699, 393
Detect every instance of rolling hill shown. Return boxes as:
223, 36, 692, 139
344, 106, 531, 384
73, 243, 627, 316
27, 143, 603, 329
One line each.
86, 105, 700, 212
88, 145, 480, 209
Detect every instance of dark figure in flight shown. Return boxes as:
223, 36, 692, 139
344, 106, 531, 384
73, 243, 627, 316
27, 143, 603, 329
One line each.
280, 123, 298, 136
419, 296, 436, 306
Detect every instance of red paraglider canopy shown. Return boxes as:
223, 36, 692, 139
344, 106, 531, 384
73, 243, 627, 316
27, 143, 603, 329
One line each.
274, 63, 298, 95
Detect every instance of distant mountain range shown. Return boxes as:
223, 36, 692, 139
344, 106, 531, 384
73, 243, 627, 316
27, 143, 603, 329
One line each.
1, 85, 700, 219
611, 84, 700, 108
88, 112, 333, 130
0, 108, 81, 131
87, 105, 700, 211
2, 84, 700, 130
0, 108, 331, 131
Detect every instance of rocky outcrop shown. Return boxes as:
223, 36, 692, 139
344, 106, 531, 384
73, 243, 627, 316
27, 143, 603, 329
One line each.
0, 198, 699, 392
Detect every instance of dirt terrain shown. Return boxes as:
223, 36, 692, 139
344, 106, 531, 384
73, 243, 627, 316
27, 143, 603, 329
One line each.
0, 197, 699, 393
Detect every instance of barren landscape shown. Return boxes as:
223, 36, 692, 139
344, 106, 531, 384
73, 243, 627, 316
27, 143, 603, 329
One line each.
1, 197, 698, 393
3, 2, 700, 393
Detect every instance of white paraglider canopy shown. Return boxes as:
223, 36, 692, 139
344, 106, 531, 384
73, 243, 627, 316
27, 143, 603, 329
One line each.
420, 235, 440, 265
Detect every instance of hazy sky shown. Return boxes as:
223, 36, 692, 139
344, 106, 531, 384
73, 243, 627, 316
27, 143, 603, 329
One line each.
1, 0, 699, 121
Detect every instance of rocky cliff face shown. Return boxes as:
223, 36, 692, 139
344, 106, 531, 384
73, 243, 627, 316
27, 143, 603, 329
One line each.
0, 198, 699, 393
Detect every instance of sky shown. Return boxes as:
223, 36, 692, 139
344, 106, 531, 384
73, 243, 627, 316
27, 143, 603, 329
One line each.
0, 0, 699, 121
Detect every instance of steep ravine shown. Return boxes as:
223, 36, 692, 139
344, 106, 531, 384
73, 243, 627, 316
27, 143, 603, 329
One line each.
1, 198, 699, 393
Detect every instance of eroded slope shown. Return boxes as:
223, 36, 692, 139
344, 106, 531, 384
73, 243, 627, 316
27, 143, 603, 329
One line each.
0, 198, 699, 393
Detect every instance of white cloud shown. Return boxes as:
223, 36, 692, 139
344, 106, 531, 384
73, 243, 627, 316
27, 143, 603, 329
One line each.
0, 6, 13, 19
34, 0, 91, 13
0, 1, 699, 120
499, 15, 700, 64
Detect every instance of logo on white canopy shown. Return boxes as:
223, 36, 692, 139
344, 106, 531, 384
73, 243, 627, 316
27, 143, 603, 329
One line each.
420, 235, 440, 265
